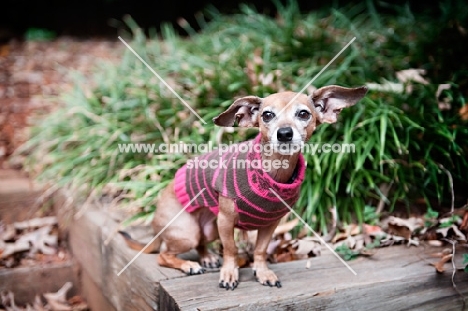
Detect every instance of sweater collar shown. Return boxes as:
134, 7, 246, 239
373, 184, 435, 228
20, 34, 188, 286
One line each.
248, 133, 306, 198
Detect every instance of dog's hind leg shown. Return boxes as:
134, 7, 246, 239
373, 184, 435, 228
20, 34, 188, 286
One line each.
154, 181, 205, 275
158, 240, 206, 275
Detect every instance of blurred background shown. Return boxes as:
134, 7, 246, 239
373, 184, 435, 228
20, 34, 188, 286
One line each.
0, 0, 460, 40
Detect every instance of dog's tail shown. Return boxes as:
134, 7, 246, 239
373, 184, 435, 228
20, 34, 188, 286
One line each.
118, 231, 161, 254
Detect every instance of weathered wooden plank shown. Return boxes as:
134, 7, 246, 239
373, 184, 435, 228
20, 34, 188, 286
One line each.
0, 169, 43, 224
66, 205, 185, 311
53, 188, 467, 310
80, 267, 117, 311
0, 261, 79, 305
159, 246, 468, 310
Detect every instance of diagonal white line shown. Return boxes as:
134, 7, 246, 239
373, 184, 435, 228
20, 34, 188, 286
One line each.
276, 37, 357, 118
269, 188, 357, 275
118, 36, 207, 124
117, 188, 206, 276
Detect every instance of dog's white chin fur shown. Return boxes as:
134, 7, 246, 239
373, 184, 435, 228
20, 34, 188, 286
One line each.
272, 142, 303, 155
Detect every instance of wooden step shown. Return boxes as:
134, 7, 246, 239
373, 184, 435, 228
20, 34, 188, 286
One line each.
159, 245, 468, 311
0, 169, 43, 224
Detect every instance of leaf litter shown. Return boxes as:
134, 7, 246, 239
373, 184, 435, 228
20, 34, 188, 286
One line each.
0, 217, 69, 266
0, 282, 89, 311
0, 217, 89, 310
229, 202, 468, 279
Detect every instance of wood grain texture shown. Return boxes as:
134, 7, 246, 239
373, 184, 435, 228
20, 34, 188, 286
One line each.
0, 169, 43, 224
0, 261, 79, 305
54, 189, 468, 311
159, 246, 468, 311
66, 205, 185, 311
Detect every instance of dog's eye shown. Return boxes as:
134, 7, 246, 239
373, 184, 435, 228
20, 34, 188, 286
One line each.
297, 110, 311, 120
262, 111, 275, 123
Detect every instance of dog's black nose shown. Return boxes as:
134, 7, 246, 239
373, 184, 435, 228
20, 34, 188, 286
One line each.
277, 127, 294, 142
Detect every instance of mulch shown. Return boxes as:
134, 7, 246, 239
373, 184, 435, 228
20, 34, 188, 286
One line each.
0, 38, 121, 168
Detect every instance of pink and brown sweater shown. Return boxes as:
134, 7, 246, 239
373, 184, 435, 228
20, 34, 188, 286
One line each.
173, 134, 306, 230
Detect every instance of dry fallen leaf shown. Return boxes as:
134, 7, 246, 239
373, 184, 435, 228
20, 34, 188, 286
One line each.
276, 253, 295, 263
363, 224, 383, 235
266, 239, 282, 255
43, 282, 73, 311
290, 237, 321, 257
0, 224, 16, 241
429, 248, 452, 258
460, 210, 468, 230
274, 237, 322, 263
67, 296, 89, 311
436, 225, 467, 241
16, 226, 58, 255
396, 69, 429, 85
386, 216, 424, 240
436, 84, 452, 110
332, 224, 360, 243
0, 291, 21, 311
13, 217, 58, 230
273, 218, 299, 237
433, 254, 453, 273
34, 295, 47, 311
366, 81, 404, 94
0, 239, 30, 259
459, 105, 468, 121
427, 240, 443, 247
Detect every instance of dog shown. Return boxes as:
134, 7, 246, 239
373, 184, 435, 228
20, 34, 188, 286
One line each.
120, 85, 367, 290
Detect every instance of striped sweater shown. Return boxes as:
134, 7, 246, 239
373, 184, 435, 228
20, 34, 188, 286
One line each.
173, 134, 306, 230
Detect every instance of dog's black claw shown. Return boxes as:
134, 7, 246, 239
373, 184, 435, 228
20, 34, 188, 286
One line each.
276, 281, 282, 288
266, 280, 273, 287
253, 270, 257, 276
189, 268, 193, 275
225, 284, 230, 290
118, 231, 132, 239
219, 281, 224, 288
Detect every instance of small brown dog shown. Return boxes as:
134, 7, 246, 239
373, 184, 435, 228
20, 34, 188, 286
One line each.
121, 85, 367, 290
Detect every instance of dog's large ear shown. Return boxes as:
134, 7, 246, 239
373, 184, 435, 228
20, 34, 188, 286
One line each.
213, 96, 262, 127
310, 85, 368, 124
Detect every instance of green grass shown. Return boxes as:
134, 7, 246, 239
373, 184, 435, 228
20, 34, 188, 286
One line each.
20, 1, 468, 232
25, 28, 57, 41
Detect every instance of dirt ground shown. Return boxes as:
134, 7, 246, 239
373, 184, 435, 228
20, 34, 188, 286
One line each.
0, 38, 122, 168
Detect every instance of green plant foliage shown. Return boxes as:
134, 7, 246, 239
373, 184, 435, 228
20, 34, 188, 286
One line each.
25, 28, 57, 41
424, 207, 439, 227
439, 215, 462, 228
363, 206, 379, 225
21, 1, 468, 230
335, 244, 360, 261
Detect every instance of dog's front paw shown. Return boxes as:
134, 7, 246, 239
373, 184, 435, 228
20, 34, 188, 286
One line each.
253, 268, 281, 288
219, 266, 239, 290
181, 261, 205, 275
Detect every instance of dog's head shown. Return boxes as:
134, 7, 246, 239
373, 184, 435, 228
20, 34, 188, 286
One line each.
213, 85, 368, 144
